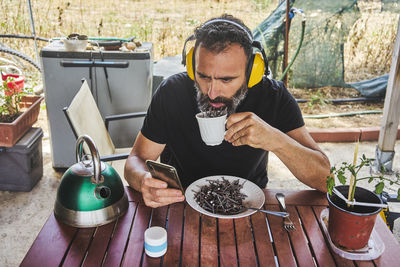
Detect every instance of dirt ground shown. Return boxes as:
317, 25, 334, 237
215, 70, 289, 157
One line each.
290, 86, 384, 129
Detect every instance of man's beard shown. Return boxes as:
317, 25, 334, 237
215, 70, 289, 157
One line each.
195, 81, 248, 117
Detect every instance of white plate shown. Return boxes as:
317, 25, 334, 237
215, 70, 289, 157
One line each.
185, 175, 265, 219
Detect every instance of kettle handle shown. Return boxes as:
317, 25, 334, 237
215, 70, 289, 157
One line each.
76, 135, 101, 184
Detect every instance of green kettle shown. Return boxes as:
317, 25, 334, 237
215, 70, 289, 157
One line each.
54, 135, 128, 227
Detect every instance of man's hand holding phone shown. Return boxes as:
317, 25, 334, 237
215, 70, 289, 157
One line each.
141, 160, 185, 208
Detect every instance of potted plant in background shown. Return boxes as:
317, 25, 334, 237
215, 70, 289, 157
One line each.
0, 74, 43, 147
326, 141, 400, 251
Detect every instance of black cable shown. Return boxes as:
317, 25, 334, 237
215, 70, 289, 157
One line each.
0, 34, 49, 42
99, 49, 112, 102
89, 51, 94, 98
0, 46, 41, 72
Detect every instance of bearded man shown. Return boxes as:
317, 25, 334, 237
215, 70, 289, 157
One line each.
124, 14, 330, 208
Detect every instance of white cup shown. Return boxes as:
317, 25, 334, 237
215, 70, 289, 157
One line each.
144, 226, 167, 257
195, 112, 227, 146
62, 39, 88, 52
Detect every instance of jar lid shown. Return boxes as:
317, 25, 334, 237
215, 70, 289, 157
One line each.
144, 226, 167, 257
144, 226, 167, 246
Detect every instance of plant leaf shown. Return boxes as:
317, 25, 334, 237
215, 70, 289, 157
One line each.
326, 175, 335, 195
337, 171, 346, 185
379, 164, 386, 174
375, 182, 384, 194
348, 166, 356, 177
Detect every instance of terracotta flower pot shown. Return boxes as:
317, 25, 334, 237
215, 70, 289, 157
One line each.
327, 185, 382, 250
0, 95, 43, 147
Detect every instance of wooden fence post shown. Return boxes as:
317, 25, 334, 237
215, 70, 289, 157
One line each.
375, 18, 400, 172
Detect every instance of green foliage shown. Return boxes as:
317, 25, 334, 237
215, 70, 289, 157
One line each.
0, 75, 35, 122
251, 0, 275, 9
0, 77, 26, 119
125, 18, 154, 42
327, 154, 400, 201
186, 18, 200, 26
308, 89, 330, 108
326, 173, 335, 195
338, 169, 347, 184
375, 182, 384, 194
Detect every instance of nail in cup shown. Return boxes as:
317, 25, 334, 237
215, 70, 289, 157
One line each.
144, 226, 167, 257
195, 112, 227, 146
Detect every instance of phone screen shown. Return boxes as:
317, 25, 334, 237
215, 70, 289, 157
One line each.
145, 160, 184, 192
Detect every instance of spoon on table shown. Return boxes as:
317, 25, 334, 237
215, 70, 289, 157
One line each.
205, 206, 289, 217
246, 207, 289, 217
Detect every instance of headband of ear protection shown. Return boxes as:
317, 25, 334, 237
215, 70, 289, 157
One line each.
181, 18, 269, 88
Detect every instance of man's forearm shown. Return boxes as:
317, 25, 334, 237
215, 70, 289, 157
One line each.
271, 132, 331, 192
124, 155, 149, 192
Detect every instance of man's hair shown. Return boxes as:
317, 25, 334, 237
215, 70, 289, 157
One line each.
193, 14, 253, 62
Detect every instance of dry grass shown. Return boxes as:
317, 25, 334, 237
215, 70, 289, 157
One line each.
344, 3, 399, 82
0, 0, 398, 81
0, 0, 277, 62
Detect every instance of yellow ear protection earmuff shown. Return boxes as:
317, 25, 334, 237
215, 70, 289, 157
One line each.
181, 18, 269, 88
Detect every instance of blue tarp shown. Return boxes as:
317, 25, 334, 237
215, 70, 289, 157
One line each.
347, 74, 388, 98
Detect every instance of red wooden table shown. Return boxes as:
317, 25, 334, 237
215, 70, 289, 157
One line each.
21, 188, 400, 266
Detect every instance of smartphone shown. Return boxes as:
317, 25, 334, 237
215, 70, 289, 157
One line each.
145, 160, 184, 193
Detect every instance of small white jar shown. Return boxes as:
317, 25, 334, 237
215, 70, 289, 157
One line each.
144, 226, 167, 257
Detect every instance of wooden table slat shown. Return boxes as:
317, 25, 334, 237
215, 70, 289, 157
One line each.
150, 206, 168, 228
373, 216, 400, 266
126, 187, 143, 203
250, 211, 276, 267
63, 227, 96, 266
235, 217, 258, 266
83, 222, 116, 267
312, 206, 357, 267
264, 190, 327, 206
265, 204, 297, 267
354, 259, 376, 267
181, 204, 200, 267
103, 201, 137, 267
122, 203, 152, 267
142, 206, 168, 267
218, 218, 237, 266
284, 206, 316, 267
297, 205, 337, 267
163, 202, 185, 266
20, 213, 77, 267
200, 215, 218, 266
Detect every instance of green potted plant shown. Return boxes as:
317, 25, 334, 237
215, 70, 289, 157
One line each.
0, 75, 43, 147
326, 142, 400, 250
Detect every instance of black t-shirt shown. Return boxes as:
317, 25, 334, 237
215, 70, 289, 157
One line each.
141, 72, 304, 188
